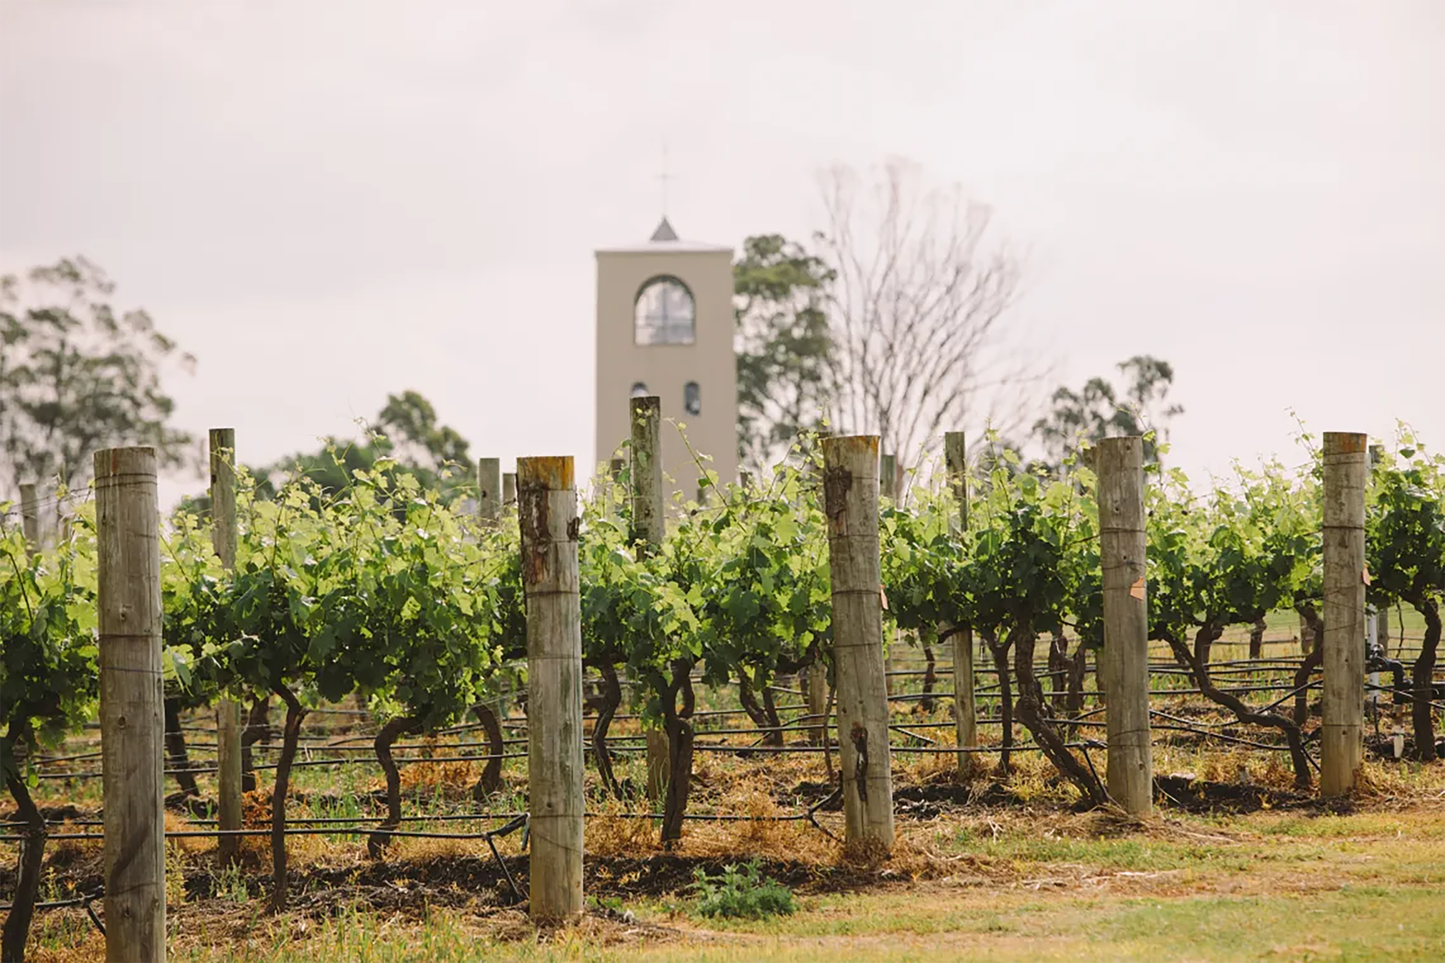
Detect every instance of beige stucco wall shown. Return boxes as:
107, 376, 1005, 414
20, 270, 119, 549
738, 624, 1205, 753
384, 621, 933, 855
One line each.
595, 247, 737, 501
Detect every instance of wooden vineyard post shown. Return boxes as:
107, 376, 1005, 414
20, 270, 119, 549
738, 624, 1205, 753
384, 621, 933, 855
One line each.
210, 429, 243, 867
607, 456, 625, 521
804, 435, 832, 749
517, 456, 584, 921
943, 432, 978, 778
478, 457, 501, 524
503, 472, 517, 508
1321, 431, 1367, 795
19, 482, 40, 550
1097, 436, 1153, 815
629, 396, 670, 801
879, 453, 898, 697
822, 435, 894, 853
95, 447, 166, 962
879, 453, 898, 502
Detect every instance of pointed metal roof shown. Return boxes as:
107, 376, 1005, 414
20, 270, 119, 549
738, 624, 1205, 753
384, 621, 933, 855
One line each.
596, 218, 731, 255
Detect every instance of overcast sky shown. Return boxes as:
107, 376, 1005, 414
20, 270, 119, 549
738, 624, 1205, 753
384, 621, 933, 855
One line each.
2, 0, 1441, 506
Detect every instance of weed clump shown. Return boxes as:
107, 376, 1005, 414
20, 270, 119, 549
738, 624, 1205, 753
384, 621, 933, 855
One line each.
688, 860, 796, 920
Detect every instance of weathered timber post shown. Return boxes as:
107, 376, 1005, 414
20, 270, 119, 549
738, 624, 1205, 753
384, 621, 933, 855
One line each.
478, 457, 501, 524
822, 435, 894, 852
879, 453, 897, 502
209, 429, 243, 867
19, 482, 40, 550
517, 456, 584, 921
803, 433, 833, 749
943, 432, 978, 778
607, 456, 625, 521
879, 453, 898, 697
95, 447, 166, 962
1321, 431, 1367, 795
503, 472, 517, 508
629, 396, 671, 802
1098, 436, 1152, 815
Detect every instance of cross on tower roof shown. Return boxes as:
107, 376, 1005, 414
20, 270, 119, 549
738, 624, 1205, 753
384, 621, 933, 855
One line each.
655, 143, 675, 219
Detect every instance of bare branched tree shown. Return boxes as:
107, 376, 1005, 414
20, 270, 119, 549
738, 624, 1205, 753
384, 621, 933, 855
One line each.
814, 159, 1038, 472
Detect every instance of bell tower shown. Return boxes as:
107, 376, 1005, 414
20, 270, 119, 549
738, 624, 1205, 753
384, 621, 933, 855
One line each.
595, 218, 736, 499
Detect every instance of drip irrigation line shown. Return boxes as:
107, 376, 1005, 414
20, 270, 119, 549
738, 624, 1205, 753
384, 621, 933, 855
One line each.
35, 750, 531, 781
0, 805, 834, 845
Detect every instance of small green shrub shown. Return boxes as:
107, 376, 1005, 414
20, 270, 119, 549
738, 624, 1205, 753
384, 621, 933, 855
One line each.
689, 860, 796, 920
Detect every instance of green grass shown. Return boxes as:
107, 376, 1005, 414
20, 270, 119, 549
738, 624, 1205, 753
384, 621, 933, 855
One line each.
39, 803, 1412, 963
146, 882, 1445, 963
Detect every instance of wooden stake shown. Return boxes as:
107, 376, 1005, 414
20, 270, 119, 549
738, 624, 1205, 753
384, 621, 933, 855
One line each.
1321, 431, 1367, 795
19, 482, 40, 550
822, 435, 894, 852
209, 429, 243, 867
879, 453, 898, 696
607, 456, 625, 521
629, 397, 671, 798
478, 458, 501, 524
805, 664, 829, 747
1097, 436, 1152, 815
517, 456, 584, 921
943, 432, 977, 778
503, 472, 517, 508
95, 447, 166, 962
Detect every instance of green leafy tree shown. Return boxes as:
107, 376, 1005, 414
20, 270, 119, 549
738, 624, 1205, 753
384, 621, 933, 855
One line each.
733, 235, 836, 471
0, 257, 196, 501
252, 390, 473, 503
1032, 355, 1183, 472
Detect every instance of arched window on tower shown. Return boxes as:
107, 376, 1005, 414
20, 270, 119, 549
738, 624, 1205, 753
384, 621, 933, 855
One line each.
634, 276, 695, 345
683, 381, 701, 416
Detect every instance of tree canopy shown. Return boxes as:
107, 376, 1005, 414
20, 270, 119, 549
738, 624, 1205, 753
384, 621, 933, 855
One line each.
0, 257, 195, 501
251, 390, 473, 503
733, 234, 835, 471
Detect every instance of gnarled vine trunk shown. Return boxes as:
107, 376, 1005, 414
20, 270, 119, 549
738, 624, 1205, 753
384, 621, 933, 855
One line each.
241, 696, 271, 793
1294, 604, 1325, 728
920, 645, 938, 713
738, 675, 783, 747
660, 661, 696, 844
589, 664, 624, 798
1011, 626, 1108, 806
1047, 629, 1070, 716
983, 629, 1014, 775
368, 715, 423, 858
1165, 623, 1313, 789
2, 738, 45, 963
164, 697, 199, 798
1407, 595, 1441, 761
1249, 617, 1267, 661
268, 684, 308, 913
761, 685, 783, 742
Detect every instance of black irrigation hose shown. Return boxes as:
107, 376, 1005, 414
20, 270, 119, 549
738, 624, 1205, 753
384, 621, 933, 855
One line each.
0, 806, 838, 845
34, 751, 532, 781
0, 890, 106, 935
